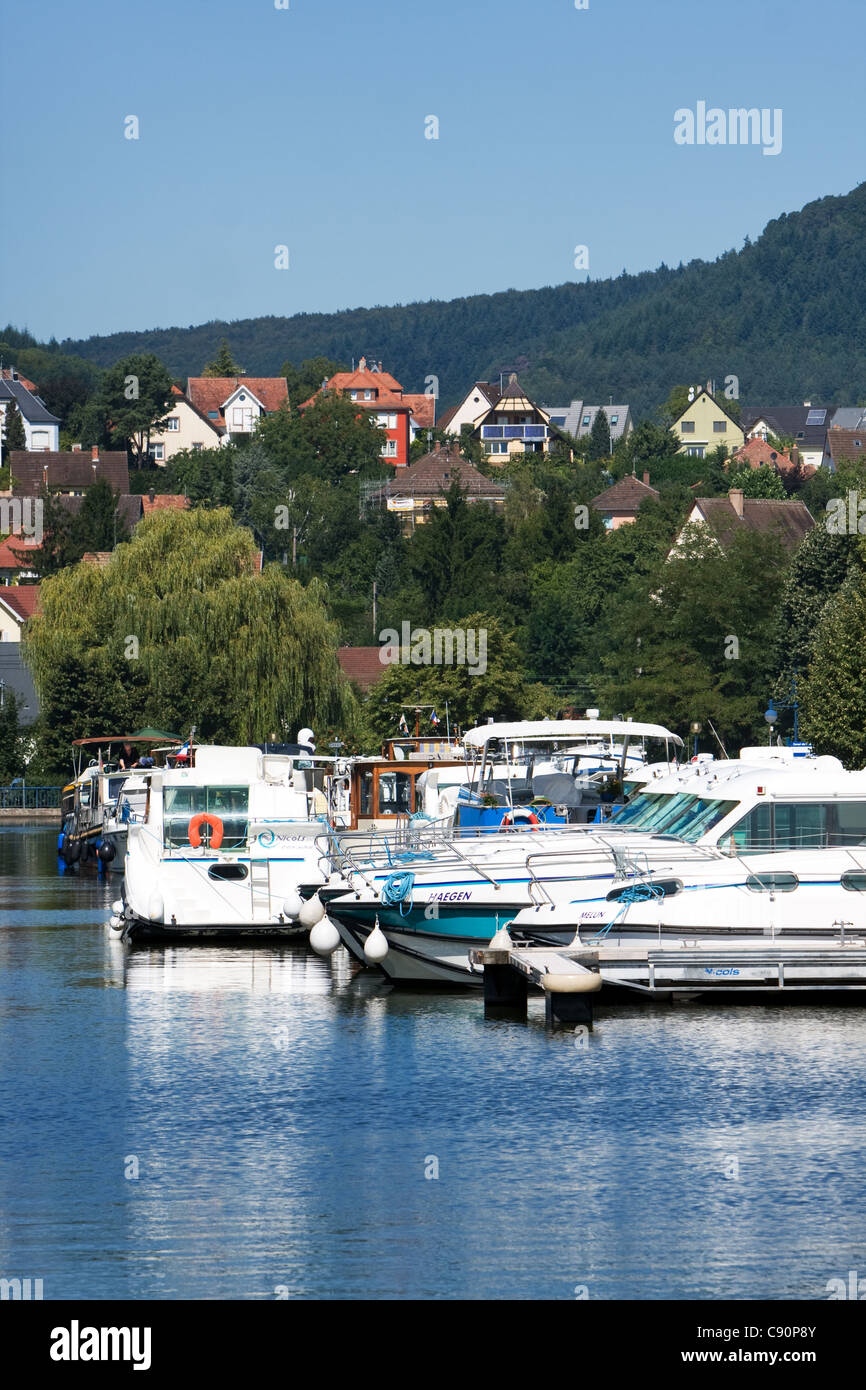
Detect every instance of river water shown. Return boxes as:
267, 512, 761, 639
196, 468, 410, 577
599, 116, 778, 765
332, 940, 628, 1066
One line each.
1, 824, 865, 1301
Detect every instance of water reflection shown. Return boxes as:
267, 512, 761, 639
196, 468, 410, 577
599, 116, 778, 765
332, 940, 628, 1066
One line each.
3, 828, 866, 1300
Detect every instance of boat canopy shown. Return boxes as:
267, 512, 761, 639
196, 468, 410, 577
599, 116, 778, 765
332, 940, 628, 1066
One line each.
462, 720, 683, 749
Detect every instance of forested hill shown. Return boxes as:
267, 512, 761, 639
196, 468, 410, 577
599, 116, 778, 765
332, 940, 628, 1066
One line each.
55, 182, 866, 416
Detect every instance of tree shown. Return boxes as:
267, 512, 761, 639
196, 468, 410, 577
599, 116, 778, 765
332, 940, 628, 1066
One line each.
360, 615, 553, 747
800, 559, 866, 765
3, 401, 27, 453
255, 392, 386, 483
0, 687, 25, 783
97, 353, 175, 463
622, 420, 680, 471
202, 339, 244, 377
24, 508, 353, 772
727, 464, 787, 499
587, 407, 611, 461
165, 446, 235, 507
279, 357, 345, 405
599, 525, 792, 748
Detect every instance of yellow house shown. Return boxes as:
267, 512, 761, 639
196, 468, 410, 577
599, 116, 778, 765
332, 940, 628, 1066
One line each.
144, 387, 223, 465
674, 389, 744, 459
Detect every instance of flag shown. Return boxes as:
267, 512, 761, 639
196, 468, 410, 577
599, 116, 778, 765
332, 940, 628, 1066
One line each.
398, 714, 409, 734
430, 710, 440, 726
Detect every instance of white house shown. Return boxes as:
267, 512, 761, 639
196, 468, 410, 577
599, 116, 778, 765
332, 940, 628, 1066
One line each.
0, 371, 61, 456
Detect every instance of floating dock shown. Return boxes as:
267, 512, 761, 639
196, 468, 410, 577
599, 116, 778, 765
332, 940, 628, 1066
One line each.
469, 938, 866, 1027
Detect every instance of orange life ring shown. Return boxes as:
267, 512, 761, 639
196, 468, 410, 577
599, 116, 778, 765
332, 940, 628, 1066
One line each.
188, 813, 224, 849
502, 810, 540, 830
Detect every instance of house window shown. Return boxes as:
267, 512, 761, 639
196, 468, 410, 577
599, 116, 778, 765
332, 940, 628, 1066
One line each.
192, 442, 203, 452
349, 391, 357, 401
167, 418, 180, 431
364, 390, 374, 401
582, 415, 591, 427
487, 441, 508, 455
686, 446, 705, 458
381, 440, 398, 458
610, 415, 618, 425
713, 421, 727, 433
232, 408, 244, 426
208, 410, 219, 419
681, 421, 695, 433
30, 430, 49, 449
151, 443, 165, 461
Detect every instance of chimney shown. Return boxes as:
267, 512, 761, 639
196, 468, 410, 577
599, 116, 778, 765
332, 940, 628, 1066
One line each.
643, 470, 650, 486
72, 443, 82, 452
433, 440, 441, 452
359, 356, 366, 371
729, 488, 745, 518
91, 445, 99, 462
148, 487, 155, 503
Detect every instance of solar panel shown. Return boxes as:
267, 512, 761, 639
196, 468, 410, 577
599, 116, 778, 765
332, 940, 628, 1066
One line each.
806, 409, 827, 425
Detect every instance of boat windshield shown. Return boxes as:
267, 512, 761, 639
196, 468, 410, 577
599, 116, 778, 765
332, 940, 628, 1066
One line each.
658, 794, 739, 842
609, 791, 677, 830
163, 786, 249, 850
610, 791, 739, 841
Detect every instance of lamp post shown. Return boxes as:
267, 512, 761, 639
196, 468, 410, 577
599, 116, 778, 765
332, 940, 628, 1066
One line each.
764, 703, 778, 746
764, 676, 799, 747
690, 720, 702, 759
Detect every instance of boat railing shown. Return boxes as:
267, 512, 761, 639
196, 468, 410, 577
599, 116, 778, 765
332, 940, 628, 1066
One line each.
523, 837, 724, 905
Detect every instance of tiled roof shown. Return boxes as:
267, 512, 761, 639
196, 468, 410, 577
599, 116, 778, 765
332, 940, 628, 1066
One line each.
824, 429, 866, 468
0, 535, 41, 570
693, 496, 814, 553
9, 450, 129, 495
81, 552, 113, 567
376, 444, 505, 500
186, 376, 289, 422
1, 368, 38, 393
741, 405, 833, 451
0, 377, 61, 424
0, 584, 40, 620
58, 494, 143, 530
730, 437, 795, 471
337, 646, 388, 693
140, 493, 190, 514
403, 394, 436, 429
327, 369, 403, 395
592, 474, 659, 513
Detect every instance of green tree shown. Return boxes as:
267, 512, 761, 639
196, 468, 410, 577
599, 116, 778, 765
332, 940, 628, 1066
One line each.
202, 339, 244, 376
97, 353, 174, 463
587, 407, 611, 461
728, 463, 787, 499
0, 688, 25, 783
24, 509, 352, 769
256, 392, 386, 483
360, 615, 553, 746
800, 558, 866, 764
279, 357, 345, 405
3, 401, 27, 453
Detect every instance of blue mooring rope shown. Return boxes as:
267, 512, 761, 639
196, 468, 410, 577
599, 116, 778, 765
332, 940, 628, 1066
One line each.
381, 871, 416, 916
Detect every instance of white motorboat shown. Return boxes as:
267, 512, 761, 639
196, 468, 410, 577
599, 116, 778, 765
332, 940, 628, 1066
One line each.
117, 744, 351, 940
313, 748, 862, 984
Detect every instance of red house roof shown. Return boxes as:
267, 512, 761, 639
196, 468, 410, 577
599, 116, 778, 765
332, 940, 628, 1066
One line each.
0, 584, 40, 620
186, 376, 289, 426
0, 535, 41, 570
337, 646, 388, 692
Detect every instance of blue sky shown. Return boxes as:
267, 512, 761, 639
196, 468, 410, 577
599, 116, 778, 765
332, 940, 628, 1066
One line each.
3, 0, 864, 342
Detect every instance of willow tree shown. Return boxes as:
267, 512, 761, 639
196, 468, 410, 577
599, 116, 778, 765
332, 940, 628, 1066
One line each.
25, 508, 352, 770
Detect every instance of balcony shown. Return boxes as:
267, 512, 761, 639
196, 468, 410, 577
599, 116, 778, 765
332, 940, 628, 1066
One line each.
481, 424, 548, 441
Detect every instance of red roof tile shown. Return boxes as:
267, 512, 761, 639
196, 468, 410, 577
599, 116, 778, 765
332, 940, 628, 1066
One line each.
337, 646, 389, 692
0, 584, 40, 619
403, 394, 436, 428
140, 494, 190, 514
186, 377, 289, 424
0, 535, 41, 569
